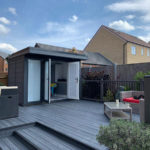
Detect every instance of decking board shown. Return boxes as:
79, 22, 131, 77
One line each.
0, 100, 140, 150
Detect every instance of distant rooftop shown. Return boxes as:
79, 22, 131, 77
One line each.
83, 51, 113, 66
102, 25, 150, 48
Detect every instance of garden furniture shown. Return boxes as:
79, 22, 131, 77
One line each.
104, 102, 132, 121
120, 91, 144, 114
0, 86, 18, 120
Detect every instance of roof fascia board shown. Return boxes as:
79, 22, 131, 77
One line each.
8, 48, 30, 59
128, 41, 150, 48
82, 62, 112, 66
29, 47, 87, 60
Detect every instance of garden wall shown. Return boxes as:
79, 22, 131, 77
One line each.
117, 62, 150, 80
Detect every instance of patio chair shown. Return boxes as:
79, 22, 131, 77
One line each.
0, 86, 18, 120
120, 91, 144, 114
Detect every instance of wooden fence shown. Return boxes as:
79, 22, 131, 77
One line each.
81, 80, 144, 101
0, 73, 8, 86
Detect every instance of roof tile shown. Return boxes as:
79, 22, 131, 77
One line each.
103, 25, 150, 48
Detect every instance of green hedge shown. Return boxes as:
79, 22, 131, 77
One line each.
97, 119, 150, 150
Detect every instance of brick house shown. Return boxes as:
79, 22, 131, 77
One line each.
84, 25, 150, 64
0, 52, 8, 73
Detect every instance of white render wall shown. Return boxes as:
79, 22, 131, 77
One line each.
55, 62, 68, 82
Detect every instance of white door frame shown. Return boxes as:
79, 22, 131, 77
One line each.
44, 61, 49, 102
67, 61, 80, 100
44, 59, 51, 103
48, 59, 51, 103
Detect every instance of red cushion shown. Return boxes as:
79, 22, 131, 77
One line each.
123, 97, 139, 104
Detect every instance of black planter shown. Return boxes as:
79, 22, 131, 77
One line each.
0, 88, 18, 120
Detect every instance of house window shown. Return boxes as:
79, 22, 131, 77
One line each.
4, 60, 8, 64
147, 49, 150, 56
141, 48, 144, 56
131, 46, 136, 55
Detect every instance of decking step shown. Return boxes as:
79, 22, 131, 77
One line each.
0, 135, 35, 150
15, 124, 93, 150
0, 122, 97, 150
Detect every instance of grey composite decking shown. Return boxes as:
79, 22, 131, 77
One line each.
0, 100, 140, 150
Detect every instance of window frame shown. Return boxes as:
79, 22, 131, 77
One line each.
141, 48, 144, 56
131, 46, 136, 55
147, 49, 150, 56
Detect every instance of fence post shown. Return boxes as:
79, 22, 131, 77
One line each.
80, 79, 82, 100
100, 79, 104, 101
114, 64, 117, 80
144, 76, 150, 123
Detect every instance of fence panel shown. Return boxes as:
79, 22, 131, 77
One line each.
82, 80, 101, 100
0, 73, 8, 86
81, 80, 144, 101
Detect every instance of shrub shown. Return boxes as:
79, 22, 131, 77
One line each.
82, 71, 111, 80
134, 71, 145, 81
134, 71, 150, 90
124, 85, 131, 91
134, 71, 150, 81
97, 119, 150, 150
103, 89, 114, 102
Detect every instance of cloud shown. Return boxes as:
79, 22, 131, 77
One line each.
13, 21, 17, 25
137, 25, 150, 31
107, 0, 150, 22
138, 34, 150, 43
0, 17, 10, 24
109, 20, 135, 31
125, 15, 135, 20
0, 43, 17, 54
0, 24, 10, 34
42, 21, 79, 34
141, 14, 150, 22
69, 15, 78, 22
24, 20, 95, 50
8, 7, 17, 15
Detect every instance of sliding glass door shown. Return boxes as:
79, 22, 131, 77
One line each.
28, 59, 41, 102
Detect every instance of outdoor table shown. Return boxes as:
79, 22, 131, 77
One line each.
104, 102, 132, 121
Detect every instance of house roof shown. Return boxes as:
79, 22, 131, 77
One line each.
36, 43, 113, 66
35, 43, 82, 52
35, 43, 114, 65
8, 44, 87, 61
82, 51, 113, 66
102, 25, 150, 48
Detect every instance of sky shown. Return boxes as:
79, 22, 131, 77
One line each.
0, 0, 150, 54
